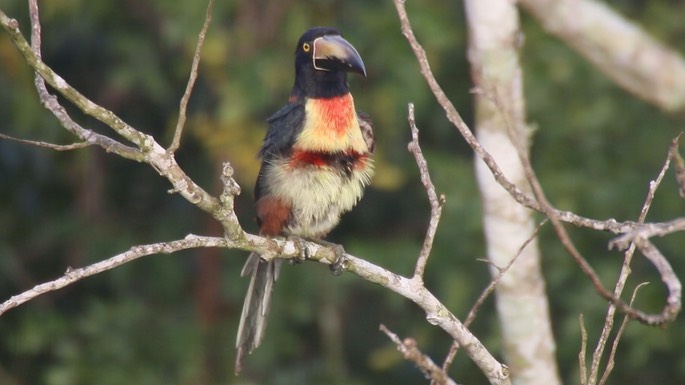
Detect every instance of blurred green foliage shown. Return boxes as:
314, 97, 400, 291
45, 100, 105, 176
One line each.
1, 0, 684, 384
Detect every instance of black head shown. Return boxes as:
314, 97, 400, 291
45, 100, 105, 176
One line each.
291, 27, 366, 99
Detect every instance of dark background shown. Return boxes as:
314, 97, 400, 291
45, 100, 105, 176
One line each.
1, 0, 684, 384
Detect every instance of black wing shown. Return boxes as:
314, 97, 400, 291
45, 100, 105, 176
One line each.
357, 110, 375, 154
255, 102, 306, 202
259, 102, 305, 159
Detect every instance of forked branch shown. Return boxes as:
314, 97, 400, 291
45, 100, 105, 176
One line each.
392, 0, 681, 327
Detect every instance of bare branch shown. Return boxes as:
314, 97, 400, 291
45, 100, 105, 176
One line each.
390, 0, 681, 379
598, 282, 649, 385
1, 9, 149, 150
590, 138, 675, 384
442, 219, 547, 371
407, 93, 521, 376
19, 0, 144, 160
0, 228, 337, 317
0, 235, 228, 316
397, 0, 680, 376
380, 324, 459, 385
168, 0, 215, 152
345, 259, 511, 384
389, 0, 663, 238
406, 103, 445, 280
511, 109, 679, 325
1, 7, 238, 230
0, 221, 511, 384
466, 220, 545, 327
610, 218, 685, 245
475, 37, 682, 327
0, 132, 89, 151
579, 314, 588, 385
633, 240, 680, 319
640, 138, 676, 221
669, 134, 685, 198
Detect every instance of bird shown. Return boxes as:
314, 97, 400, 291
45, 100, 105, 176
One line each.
235, 27, 375, 373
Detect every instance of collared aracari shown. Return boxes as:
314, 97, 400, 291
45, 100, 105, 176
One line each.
235, 27, 375, 372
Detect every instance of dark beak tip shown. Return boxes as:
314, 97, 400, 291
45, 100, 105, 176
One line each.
316, 34, 367, 77
347, 54, 366, 77
353, 63, 367, 78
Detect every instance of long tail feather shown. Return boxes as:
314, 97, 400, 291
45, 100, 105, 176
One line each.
235, 253, 281, 373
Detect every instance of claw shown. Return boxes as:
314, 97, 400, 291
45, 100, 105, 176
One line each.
329, 244, 347, 276
287, 235, 309, 264
288, 236, 348, 275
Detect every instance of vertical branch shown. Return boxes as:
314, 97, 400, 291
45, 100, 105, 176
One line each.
168, 0, 215, 152
406, 103, 445, 280
669, 134, 685, 197
391, 0, 542, 218
25, 0, 141, 159
28, 0, 41, 58
579, 314, 588, 385
598, 283, 649, 385
589, 141, 674, 385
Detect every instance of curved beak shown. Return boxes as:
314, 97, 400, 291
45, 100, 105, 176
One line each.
312, 35, 366, 77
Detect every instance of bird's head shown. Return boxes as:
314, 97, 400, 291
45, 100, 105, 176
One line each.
292, 27, 366, 98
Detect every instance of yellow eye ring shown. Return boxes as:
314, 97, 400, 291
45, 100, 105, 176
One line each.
302, 42, 311, 52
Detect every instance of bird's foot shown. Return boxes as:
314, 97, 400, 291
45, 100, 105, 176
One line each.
329, 244, 347, 276
304, 238, 347, 275
287, 235, 310, 264
288, 236, 348, 275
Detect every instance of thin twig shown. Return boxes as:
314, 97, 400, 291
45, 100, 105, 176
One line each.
392, 0, 680, 376
513, 115, 678, 325
2, 6, 237, 228
442, 219, 547, 371
389, 0, 681, 241
392, 0, 536, 216
168, 0, 215, 152
598, 282, 649, 385
0, 132, 89, 151
23, 0, 142, 160
610, 218, 685, 244
399, 0, 681, 344
380, 324, 459, 385
466, 219, 545, 327
641, 137, 676, 220
407, 103, 445, 280
590, 138, 675, 385
579, 314, 588, 385
631, 239, 681, 319
671, 133, 685, 197
1, 9, 151, 150
481, 51, 680, 327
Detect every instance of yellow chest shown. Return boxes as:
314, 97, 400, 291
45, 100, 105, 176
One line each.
294, 94, 369, 153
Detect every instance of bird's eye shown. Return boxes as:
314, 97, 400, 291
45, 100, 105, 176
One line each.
302, 42, 311, 52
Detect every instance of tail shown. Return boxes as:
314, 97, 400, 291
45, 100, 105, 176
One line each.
235, 253, 281, 374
